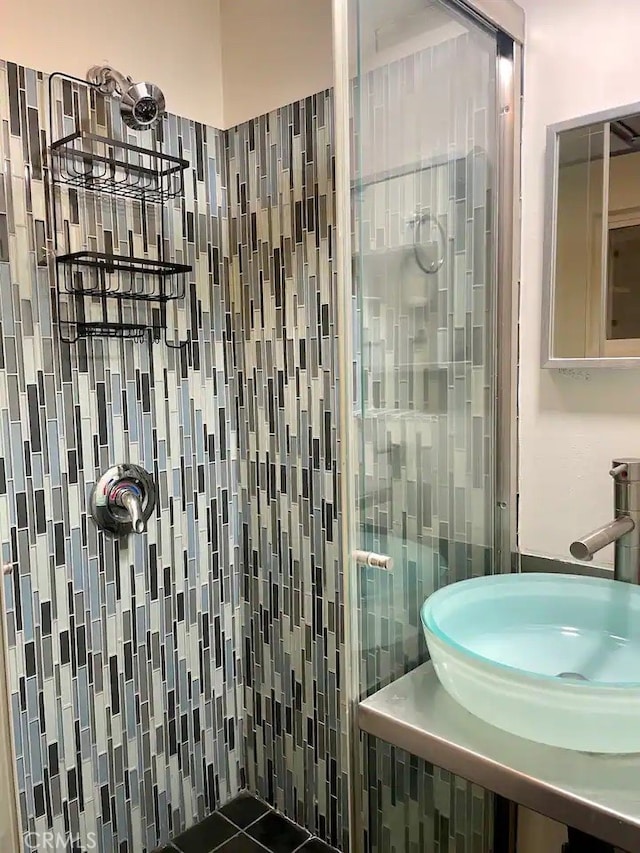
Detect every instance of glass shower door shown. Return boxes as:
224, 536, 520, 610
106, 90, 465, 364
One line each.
349, 1, 502, 849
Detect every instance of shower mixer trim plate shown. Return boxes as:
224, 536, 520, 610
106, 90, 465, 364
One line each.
90, 463, 156, 537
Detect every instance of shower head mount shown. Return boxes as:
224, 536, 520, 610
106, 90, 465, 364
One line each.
86, 65, 166, 131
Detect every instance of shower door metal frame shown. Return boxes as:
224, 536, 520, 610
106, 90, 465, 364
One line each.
459, 0, 524, 41
332, 0, 524, 850
0, 589, 20, 850
494, 32, 523, 578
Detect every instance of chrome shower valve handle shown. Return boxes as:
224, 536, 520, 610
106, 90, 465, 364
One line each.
109, 481, 146, 534
90, 463, 156, 537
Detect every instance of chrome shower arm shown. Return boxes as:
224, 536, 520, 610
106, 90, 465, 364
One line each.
86, 65, 132, 99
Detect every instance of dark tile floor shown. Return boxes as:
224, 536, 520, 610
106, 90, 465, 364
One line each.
158, 792, 338, 853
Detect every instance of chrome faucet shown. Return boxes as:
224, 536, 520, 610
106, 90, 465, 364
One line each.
570, 458, 640, 584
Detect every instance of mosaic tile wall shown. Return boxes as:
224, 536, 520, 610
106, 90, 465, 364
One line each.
362, 737, 493, 853
352, 25, 498, 853
0, 62, 243, 851
226, 93, 348, 851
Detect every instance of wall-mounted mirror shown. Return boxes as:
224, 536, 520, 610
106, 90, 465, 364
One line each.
542, 103, 640, 367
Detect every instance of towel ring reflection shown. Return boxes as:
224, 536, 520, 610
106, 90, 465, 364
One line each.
412, 211, 446, 275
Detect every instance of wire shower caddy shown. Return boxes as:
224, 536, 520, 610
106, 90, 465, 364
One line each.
47, 71, 192, 346
50, 130, 188, 203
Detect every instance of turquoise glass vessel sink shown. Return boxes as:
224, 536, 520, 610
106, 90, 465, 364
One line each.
421, 573, 640, 753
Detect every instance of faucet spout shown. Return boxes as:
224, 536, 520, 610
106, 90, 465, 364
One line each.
115, 484, 146, 534
569, 457, 640, 584
570, 516, 635, 561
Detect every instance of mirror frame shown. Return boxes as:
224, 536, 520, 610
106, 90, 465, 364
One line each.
541, 100, 640, 368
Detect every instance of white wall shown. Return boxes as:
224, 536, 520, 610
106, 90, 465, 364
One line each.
0, 0, 225, 126
220, 0, 334, 128
0, 0, 337, 129
518, 0, 640, 565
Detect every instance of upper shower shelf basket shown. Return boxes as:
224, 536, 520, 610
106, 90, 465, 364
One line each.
48, 68, 193, 348
50, 130, 189, 204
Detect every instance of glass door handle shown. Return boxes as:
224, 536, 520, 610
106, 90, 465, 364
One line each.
352, 550, 394, 570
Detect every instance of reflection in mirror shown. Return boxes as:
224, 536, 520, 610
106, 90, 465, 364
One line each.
608, 224, 640, 343
553, 123, 605, 359
603, 115, 640, 357
545, 107, 640, 364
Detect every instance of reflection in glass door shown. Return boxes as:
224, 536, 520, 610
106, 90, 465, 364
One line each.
334, 0, 518, 849
354, 0, 499, 694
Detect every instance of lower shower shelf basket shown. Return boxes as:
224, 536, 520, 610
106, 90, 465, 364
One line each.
57, 318, 188, 347
72, 321, 163, 341
56, 251, 191, 302
54, 252, 191, 346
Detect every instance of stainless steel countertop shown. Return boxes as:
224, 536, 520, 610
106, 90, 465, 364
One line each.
358, 663, 640, 852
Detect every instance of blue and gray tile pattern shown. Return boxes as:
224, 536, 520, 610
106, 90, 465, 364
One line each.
226, 93, 348, 850
0, 61, 242, 851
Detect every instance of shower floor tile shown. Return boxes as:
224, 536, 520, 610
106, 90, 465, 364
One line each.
167, 793, 340, 853
219, 792, 271, 828
215, 836, 268, 852
245, 810, 309, 852
298, 841, 337, 852
172, 812, 237, 852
